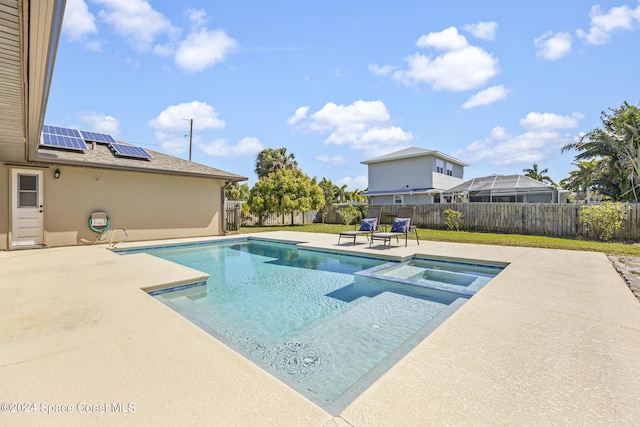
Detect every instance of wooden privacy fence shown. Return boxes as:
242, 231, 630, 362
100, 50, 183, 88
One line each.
225, 201, 316, 228
371, 203, 640, 241
227, 201, 640, 241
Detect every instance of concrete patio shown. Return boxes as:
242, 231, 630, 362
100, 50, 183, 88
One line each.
1, 232, 639, 426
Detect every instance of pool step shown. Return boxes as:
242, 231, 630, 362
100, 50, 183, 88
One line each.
278, 291, 450, 400
288, 291, 447, 360
379, 264, 425, 280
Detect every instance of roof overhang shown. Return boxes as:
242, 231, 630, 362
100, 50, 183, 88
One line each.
361, 150, 470, 167
0, 0, 66, 163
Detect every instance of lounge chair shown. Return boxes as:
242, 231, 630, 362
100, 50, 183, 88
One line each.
369, 207, 420, 249
338, 206, 382, 245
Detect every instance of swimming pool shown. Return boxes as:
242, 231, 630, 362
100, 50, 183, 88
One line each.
119, 239, 503, 414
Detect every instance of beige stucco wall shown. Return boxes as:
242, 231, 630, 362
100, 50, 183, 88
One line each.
0, 165, 9, 249
0, 164, 225, 249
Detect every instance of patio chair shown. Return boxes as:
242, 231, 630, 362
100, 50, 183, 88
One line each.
369, 207, 420, 249
338, 206, 382, 245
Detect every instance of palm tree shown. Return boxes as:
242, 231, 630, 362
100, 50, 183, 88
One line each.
254, 147, 298, 179
560, 160, 602, 201
522, 163, 554, 185
562, 102, 640, 201
338, 184, 347, 203
348, 188, 366, 205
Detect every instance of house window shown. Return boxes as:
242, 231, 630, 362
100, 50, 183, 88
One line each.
436, 159, 444, 174
446, 162, 453, 176
394, 195, 403, 204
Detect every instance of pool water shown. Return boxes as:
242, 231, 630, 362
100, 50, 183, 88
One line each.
121, 239, 501, 412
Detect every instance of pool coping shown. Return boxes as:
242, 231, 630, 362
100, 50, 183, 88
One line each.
2, 231, 640, 425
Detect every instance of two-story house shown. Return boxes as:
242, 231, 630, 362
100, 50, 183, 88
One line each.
361, 147, 469, 204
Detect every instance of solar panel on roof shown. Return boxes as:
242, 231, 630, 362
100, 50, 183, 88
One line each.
80, 130, 117, 144
40, 133, 88, 151
42, 125, 82, 138
109, 142, 152, 159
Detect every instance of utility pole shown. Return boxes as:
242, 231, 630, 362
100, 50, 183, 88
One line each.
183, 118, 193, 161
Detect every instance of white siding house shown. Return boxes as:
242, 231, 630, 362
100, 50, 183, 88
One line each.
361, 147, 469, 204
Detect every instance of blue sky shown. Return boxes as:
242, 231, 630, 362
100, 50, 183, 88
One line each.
46, 0, 640, 189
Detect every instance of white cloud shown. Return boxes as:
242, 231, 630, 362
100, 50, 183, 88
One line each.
94, 0, 178, 52
84, 40, 103, 51
63, 0, 98, 41
79, 111, 120, 135
290, 100, 413, 156
490, 126, 510, 140
393, 46, 499, 91
151, 9, 238, 73
335, 175, 368, 191
577, 3, 640, 45
175, 28, 238, 72
519, 112, 584, 130
453, 112, 585, 167
149, 101, 226, 153
416, 26, 468, 51
149, 101, 226, 131
315, 154, 347, 166
185, 8, 208, 28
198, 137, 263, 158
287, 106, 310, 125
462, 85, 509, 109
368, 64, 396, 76
534, 31, 572, 60
463, 21, 498, 41
454, 131, 562, 166
382, 26, 499, 92
148, 9, 237, 73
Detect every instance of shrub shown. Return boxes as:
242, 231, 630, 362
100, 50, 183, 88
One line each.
579, 202, 630, 241
444, 209, 464, 231
337, 204, 359, 225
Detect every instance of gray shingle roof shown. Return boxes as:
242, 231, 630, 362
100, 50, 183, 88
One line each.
35, 142, 247, 181
360, 146, 469, 166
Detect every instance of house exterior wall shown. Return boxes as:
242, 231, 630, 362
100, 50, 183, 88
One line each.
366, 155, 465, 204
368, 157, 433, 192
0, 164, 224, 249
400, 194, 434, 204
368, 193, 434, 205
368, 156, 465, 193
369, 195, 395, 205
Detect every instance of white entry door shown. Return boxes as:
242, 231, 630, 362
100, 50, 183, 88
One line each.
11, 169, 44, 247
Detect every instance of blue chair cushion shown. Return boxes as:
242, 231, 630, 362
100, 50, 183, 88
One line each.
359, 218, 378, 231
391, 218, 410, 233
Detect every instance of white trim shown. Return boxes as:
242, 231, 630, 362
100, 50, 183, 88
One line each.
11, 168, 44, 247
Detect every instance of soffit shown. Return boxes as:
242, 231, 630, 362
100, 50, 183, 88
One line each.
0, 0, 25, 162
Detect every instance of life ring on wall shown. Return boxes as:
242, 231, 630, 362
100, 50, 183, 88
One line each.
88, 211, 111, 234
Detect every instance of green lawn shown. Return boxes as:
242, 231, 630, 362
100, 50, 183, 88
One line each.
234, 223, 640, 257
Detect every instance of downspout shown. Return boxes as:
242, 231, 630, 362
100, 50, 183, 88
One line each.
221, 180, 233, 235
